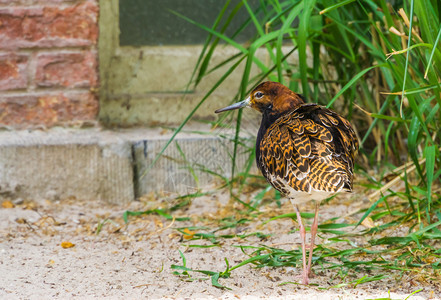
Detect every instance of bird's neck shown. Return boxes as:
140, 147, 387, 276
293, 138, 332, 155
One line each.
258, 110, 281, 136
256, 110, 282, 169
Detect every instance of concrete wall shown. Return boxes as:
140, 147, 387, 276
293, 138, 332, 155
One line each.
98, 0, 292, 127
0, 128, 255, 204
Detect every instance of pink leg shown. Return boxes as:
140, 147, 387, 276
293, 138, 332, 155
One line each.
294, 205, 309, 285
307, 202, 320, 276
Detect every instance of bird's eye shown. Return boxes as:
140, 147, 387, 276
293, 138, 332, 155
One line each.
254, 91, 264, 99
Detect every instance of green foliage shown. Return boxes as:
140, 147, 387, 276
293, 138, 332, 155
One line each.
175, 0, 441, 220
132, 0, 441, 291
171, 250, 233, 289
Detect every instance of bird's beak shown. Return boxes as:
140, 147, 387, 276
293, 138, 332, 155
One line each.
215, 97, 251, 113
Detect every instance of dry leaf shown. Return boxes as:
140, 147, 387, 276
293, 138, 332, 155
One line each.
61, 241, 75, 249
15, 218, 27, 224
361, 217, 375, 228
2, 200, 15, 208
389, 26, 404, 36
182, 228, 195, 240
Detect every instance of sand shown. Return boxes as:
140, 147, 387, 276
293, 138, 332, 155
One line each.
0, 187, 439, 299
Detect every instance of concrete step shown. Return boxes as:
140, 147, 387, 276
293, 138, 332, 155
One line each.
0, 126, 256, 204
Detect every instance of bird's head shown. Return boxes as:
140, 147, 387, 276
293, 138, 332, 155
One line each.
215, 81, 305, 115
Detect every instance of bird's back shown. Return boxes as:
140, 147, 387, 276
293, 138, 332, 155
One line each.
257, 103, 358, 203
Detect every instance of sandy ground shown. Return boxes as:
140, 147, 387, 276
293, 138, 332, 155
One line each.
0, 187, 439, 300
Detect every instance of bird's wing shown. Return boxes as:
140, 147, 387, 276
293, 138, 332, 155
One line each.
259, 104, 358, 195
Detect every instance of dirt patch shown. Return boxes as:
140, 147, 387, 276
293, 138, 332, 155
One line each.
0, 188, 438, 299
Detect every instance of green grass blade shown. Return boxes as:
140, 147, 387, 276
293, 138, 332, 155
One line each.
356, 195, 387, 226
319, 0, 356, 15
370, 113, 408, 122
399, 0, 415, 118
326, 64, 384, 109
424, 145, 436, 211
297, 0, 315, 97
186, 0, 233, 88
407, 115, 424, 180
169, 9, 267, 72
175, 141, 199, 187
140, 55, 246, 179
276, 1, 302, 83
424, 23, 441, 79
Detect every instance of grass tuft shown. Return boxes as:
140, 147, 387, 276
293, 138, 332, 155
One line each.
126, 0, 441, 293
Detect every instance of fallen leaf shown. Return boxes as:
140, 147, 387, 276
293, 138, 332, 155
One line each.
61, 241, 75, 249
361, 217, 375, 228
2, 200, 14, 208
182, 228, 195, 240
15, 218, 27, 224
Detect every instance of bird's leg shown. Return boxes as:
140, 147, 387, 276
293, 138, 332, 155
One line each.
294, 205, 308, 285
307, 201, 320, 277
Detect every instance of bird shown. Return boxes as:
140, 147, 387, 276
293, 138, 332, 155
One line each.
215, 81, 358, 284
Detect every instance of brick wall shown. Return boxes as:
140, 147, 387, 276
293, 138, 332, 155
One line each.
0, 0, 99, 129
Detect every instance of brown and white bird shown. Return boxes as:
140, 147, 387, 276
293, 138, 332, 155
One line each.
215, 81, 358, 284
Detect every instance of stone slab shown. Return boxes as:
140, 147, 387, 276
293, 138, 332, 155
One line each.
133, 136, 253, 196
0, 126, 257, 203
0, 129, 134, 204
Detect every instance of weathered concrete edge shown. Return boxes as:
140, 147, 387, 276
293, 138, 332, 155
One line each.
0, 128, 254, 204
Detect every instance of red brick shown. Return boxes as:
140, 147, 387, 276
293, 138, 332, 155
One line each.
0, 1, 77, 3
0, 54, 29, 90
0, 92, 98, 128
0, 1, 98, 49
35, 51, 97, 88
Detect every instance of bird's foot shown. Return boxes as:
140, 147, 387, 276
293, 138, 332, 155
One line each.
293, 271, 310, 285
301, 272, 309, 285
